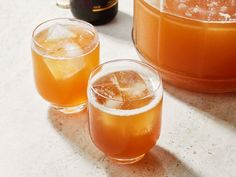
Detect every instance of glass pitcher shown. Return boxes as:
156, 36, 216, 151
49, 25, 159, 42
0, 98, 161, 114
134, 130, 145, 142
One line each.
133, 0, 236, 93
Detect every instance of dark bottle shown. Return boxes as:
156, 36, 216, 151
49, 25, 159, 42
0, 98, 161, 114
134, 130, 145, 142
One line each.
70, 0, 118, 25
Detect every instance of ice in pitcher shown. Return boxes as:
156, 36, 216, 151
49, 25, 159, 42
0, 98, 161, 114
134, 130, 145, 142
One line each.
165, 0, 236, 21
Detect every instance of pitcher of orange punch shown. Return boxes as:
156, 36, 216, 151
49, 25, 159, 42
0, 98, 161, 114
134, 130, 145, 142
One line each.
133, 0, 236, 93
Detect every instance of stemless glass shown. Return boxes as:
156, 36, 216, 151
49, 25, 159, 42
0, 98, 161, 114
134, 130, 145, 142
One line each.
31, 18, 99, 113
87, 59, 163, 164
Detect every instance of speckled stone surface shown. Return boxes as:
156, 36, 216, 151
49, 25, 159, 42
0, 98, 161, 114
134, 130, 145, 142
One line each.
0, 0, 236, 177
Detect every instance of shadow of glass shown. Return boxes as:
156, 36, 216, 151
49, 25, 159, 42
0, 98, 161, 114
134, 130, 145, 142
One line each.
103, 146, 199, 177
145, 146, 199, 177
48, 107, 199, 177
48, 107, 103, 161
96, 11, 133, 42
164, 83, 236, 127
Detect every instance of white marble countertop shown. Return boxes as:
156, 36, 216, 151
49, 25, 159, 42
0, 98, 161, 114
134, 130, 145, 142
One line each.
0, 0, 236, 177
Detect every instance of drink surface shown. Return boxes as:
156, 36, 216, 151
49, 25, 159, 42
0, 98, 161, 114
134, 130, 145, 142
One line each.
166, 0, 236, 21
134, 0, 236, 92
88, 70, 162, 159
32, 23, 99, 107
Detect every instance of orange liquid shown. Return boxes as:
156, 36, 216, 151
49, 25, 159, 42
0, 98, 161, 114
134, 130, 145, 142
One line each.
134, 0, 236, 92
32, 25, 99, 107
88, 71, 162, 159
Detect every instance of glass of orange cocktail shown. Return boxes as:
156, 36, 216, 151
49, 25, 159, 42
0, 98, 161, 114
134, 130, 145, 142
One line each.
133, 0, 236, 92
31, 18, 99, 113
87, 59, 163, 164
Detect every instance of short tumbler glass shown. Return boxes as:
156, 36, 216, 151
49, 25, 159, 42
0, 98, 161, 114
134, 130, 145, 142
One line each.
31, 18, 99, 113
87, 59, 163, 164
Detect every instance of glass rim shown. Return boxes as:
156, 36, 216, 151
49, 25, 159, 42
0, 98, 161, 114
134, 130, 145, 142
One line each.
31, 18, 99, 59
88, 59, 163, 103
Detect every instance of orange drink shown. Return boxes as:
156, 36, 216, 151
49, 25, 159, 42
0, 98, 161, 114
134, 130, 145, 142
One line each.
87, 60, 163, 164
133, 0, 236, 92
31, 18, 99, 113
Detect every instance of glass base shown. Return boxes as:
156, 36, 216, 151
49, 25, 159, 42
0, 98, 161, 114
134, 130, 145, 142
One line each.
52, 103, 87, 114
108, 154, 145, 165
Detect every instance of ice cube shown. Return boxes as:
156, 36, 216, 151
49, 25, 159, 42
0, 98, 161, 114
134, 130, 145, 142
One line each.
44, 56, 85, 80
220, 6, 228, 13
104, 97, 122, 109
178, 3, 187, 11
63, 42, 83, 57
114, 71, 150, 100
93, 73, 116, 87
93, 74, 123, 105
207, 2, 218, 8
123, 82, 147, 97
192, 5, 201, 14
92, 71, 154, 109
185, 11, 193, 17
46, 24, 76, 42
219, 12, 231, 20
